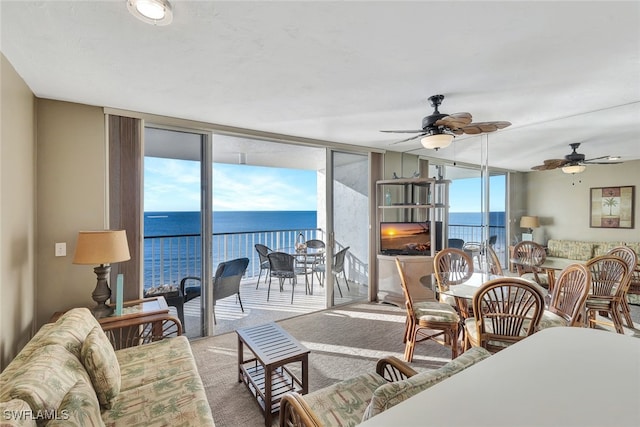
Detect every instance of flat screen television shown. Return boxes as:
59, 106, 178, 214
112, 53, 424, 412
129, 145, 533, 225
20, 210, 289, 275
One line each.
380, 221, 442, 255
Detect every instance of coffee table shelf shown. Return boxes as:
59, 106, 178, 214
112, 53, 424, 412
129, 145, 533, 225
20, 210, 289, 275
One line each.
240, 362, 304, 413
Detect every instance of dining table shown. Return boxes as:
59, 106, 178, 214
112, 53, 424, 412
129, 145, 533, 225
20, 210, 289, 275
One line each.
509, 256, 586, 291
358, 327, 640, 427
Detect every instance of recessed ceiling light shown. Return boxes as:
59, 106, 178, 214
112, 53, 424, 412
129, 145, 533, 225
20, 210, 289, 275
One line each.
127, 0, 173, 26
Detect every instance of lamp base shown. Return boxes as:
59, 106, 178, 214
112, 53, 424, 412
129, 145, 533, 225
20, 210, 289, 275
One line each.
91, 303, 114, 319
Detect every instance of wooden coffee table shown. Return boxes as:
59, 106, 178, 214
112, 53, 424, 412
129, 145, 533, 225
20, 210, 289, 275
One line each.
237, 322, 310, 426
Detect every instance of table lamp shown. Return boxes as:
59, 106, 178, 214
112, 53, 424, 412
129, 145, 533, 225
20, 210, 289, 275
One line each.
73, 230, 131, 318
520, 216, 540, 241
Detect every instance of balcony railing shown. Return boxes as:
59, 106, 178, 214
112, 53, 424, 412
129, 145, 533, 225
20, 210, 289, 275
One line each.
143, 224, 507, 290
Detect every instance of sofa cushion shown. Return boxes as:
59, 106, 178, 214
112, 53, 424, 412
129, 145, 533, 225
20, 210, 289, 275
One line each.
303, 373, 387, 427
81, 327, 121, 409
47, 379, 105, 427
547, 240, 594, 261
5, 345, 86, 415
102, 337, 214, 427
362, 347, 491, 421
0, 399, 37, 427
592, 241, 627, 257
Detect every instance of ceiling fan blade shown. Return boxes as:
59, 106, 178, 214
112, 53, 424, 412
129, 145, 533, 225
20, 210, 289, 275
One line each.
584, 160, 623, 165
461, 121, 512, 135
583, 155, 611, 162
435, 112, 472, 129
531, 159, 568, 171
380, 129, 427, 133
389, 133, 426, 145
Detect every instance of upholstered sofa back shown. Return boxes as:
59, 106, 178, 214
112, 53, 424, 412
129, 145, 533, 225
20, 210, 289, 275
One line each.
547, 239, 639, 262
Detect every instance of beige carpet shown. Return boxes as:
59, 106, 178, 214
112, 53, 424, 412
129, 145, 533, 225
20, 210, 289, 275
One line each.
190, 302, 452, 427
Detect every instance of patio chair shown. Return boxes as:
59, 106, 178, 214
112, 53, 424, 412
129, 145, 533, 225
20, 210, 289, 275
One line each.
585, 254, 629, 334
254, 243, 272, 288
179, 257, 249, 325
466, 277, 545, 353
538, 263, 591, 329
308, 246, 350, 298
606, 246, 638, 328
448, 238, 465, 249
267, 252, 305, 304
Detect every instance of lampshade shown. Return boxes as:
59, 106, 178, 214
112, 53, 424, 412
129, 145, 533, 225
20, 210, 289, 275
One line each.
73, 230, 131, 265
561, 164, 586, 174
420, 132, 454, 150
127, 0, 173, 25
519, 216, 540, 229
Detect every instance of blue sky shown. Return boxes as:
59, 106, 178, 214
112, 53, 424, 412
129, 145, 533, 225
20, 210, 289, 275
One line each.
144, 158, 318, 211
145, 157, 505, 212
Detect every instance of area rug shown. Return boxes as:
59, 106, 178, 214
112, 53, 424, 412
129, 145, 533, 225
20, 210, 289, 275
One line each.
190, 302, 452, 427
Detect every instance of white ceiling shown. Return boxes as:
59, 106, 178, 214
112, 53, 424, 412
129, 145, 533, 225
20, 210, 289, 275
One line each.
2, 0, 639, 172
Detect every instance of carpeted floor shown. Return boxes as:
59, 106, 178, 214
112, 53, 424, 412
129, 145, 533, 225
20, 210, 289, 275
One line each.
190, 302, 451, 427
190, 301, 640, 427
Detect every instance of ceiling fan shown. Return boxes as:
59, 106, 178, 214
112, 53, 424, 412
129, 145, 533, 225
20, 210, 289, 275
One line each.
380, 94, 512, 149
531, 143, 622, 174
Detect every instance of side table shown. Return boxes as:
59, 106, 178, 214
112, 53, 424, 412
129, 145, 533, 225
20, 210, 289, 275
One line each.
237, 322, 310, 427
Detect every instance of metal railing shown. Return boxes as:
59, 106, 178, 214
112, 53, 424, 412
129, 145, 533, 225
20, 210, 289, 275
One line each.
144, 224, 507, 289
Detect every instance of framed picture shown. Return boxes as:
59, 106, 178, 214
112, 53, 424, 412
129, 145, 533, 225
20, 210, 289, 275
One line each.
590, 186, 635, 228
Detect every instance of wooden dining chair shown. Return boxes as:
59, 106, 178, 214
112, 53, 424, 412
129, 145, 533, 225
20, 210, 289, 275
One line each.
486, 244, 504, 276
606, 246, 638, 328
538, 263, 591, 329
465, 277, 545, 353
395, 258, 460, 362
512, 240, 550, 288
585, 254, 629, 334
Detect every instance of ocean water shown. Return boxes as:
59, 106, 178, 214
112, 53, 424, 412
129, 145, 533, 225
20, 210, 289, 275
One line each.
450, 211, 506, 226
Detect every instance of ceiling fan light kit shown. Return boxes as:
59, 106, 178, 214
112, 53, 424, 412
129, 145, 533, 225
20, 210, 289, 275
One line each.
561, 164, 586, 174
420, 131, 454, 150
127, 0, 173, 26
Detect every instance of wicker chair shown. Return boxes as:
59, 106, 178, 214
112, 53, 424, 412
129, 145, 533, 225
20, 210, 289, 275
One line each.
606, 246, 638, 328
538, 264, 591, 329
585, 255, 629, 334
465, 277, 545, 353
512, 240, 550, 287
396, 258, 460, 361
486, 244, 504, 276
254, 243, 271, 288
267, 251, 303, 304
433, 248, 474, 306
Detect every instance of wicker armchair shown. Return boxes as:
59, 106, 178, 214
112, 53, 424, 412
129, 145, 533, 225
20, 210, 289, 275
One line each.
606, 246, 638, 328
433, 248, 474, 307
585, 255, 629, 334
279, 347, 492, 427
512, 240, 550, 287
465, 277, 545, 353
255, 243, 272, 287
538, 263, 591, 329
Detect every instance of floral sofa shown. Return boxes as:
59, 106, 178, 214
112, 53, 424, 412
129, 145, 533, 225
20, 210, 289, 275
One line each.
279, 346, 491, 427
546, 239, 640, 304
0, 308, 214, 426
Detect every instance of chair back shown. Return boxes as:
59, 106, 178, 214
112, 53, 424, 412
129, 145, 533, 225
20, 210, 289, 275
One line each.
268, 252, 296, 276
472, 277, 545, 352
255, 244, 271, 263
448, 238, 465, 249
485, 245, 504, 276
548, 263, 591, 325
333, 246, 350, 274
395, 258, 415, 319
433, 248, 474, 292
586, 255, 629, 298
305, 239, 325, 250
488, 235, 497, 247
607, 246, 638, 292
512, 240, 546, 275
213, 257, 249, 301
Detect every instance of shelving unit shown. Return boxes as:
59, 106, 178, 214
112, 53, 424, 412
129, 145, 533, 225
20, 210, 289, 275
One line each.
376, 177, 450, 305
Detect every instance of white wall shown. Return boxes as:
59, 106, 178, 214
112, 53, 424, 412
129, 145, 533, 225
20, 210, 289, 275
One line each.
0, 53, 36, 370
524, 160, 640, 244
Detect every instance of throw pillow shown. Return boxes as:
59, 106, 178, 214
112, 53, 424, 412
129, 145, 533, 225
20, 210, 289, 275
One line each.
80, 327, 121, 409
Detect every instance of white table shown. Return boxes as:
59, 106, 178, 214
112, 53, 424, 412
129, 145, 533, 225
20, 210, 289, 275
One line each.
359, 327, 640, 427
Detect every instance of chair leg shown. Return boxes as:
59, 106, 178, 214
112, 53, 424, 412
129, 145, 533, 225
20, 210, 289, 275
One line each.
213, 306, 217, 325
404, 327, 416, 363
620, 299, 634, 328
342, 271, 350, 291
267, 276, 272, 301
256, 270, 262, 289
291, 277, 296, 304
611, 305, 625, 334
334, 273, 343, 298
237, 293, 244, 313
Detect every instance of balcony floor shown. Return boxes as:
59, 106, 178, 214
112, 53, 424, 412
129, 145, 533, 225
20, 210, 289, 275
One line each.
174, 274, 369, 339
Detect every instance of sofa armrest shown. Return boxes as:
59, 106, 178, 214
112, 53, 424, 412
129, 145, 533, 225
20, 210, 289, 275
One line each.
101, 313, 182, 349
375, 356, 418, 381
279, 392, 323, 427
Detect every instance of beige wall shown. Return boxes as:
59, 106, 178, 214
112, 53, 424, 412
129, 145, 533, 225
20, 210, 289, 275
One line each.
0, 53, 36, 370
36, 99, 107, 329
523, 160, 640, 244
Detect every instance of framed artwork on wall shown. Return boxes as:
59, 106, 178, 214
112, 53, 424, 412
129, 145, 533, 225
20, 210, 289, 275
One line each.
590, 186, 635, 229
